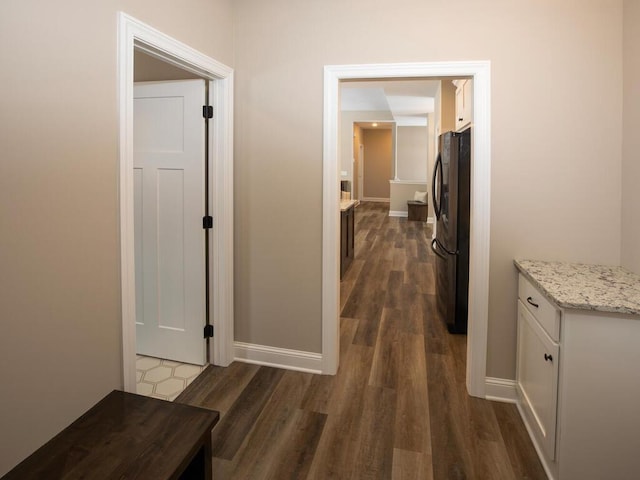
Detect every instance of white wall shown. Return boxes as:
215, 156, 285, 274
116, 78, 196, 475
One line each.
0, 1, 234, 474
233, 0, 623, 381
396, 126, 428, 181
621, 0, 640, 274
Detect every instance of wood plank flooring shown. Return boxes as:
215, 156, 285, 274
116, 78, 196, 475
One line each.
176, 201, 546, 479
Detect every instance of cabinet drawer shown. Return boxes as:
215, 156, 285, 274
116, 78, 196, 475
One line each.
517, 300, 560, 461
518, 274, 560, 341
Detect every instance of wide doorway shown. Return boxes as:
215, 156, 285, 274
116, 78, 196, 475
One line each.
322, 62, 491, 398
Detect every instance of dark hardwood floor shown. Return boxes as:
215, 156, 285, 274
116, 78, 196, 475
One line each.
176, 201, 546, 479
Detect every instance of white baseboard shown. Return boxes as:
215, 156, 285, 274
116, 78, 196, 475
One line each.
388, 210, 408, 218
485, 377, 518, 403
234, 342, 323, 374
362, 197, 390, 203
390, 212, 435, 222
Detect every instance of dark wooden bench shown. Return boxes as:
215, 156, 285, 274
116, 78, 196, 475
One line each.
2, 390, 219, 480
407, 200, 428, 221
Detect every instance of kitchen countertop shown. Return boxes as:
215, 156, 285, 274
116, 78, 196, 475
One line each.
340, 199, 356, 212
514, 259, 640, 316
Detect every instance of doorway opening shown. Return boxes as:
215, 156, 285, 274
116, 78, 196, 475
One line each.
118, 12, 235, 393
353, 121, 395, 203
133, 55, 209, 398
322, 62, 491, 398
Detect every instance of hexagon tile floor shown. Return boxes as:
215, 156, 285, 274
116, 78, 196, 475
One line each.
136, 356, 205, 401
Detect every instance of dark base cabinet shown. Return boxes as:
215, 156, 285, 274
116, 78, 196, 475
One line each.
340, 203, 355, 278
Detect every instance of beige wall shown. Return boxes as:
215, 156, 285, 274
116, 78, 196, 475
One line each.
134, 50, 202, 81
0, 5, 627, 473
621, 0, 640, 274
233, 0, 623, 380
440, 79, 457, 134
340, 110, 394, 188
396, 126, 428, 181
363, 129, 393, 199
0, 1, 233, 474
353, 124, 362, 198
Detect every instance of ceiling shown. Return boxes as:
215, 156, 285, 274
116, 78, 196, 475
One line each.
341, 79, 441, 127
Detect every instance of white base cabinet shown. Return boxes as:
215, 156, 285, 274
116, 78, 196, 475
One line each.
516, 300, 559, 462
516, 273, 640, 479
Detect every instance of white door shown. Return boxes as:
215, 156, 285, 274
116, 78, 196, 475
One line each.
134, 79, 207, 365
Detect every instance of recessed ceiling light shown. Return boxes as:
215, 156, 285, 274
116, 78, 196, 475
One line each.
372, 122, 378, 127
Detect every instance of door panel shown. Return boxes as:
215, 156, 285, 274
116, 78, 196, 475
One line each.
134, 168, 144, 327
134, 96, 185, 152
134, 79, 207, 365
157, 169, 185, 331
434, 245, 456, 332
517, 300, 559, 460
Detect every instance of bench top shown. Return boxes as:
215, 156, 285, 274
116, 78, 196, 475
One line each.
3, 390, 219, 480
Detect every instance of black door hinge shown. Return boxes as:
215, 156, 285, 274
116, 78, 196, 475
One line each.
203, 105, 213, 119
203, 216, 213, 229
204, 324, 214, 338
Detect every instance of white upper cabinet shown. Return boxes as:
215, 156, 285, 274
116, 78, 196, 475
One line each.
453, 79, 473, 131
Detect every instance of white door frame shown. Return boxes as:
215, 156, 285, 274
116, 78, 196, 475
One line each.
118, 12, 235, 392
323, 62, 491, 398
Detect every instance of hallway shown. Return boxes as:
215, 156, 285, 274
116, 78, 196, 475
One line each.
176, 201, 546, 479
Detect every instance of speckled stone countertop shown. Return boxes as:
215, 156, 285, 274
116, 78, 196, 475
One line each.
514, 259, 640, 316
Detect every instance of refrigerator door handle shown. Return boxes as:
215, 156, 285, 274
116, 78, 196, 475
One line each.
432, 153, 443, 219
431, 238, 446, 259
434, 237, 458, 256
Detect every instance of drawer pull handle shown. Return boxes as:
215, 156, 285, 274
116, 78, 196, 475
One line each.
544, 353, 553, 362
526, 297, 539, 308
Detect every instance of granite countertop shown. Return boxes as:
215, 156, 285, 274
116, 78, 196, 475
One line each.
514, 259, 640, 316
340, 199, 356, 212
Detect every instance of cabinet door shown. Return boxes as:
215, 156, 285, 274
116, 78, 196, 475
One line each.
454, 79, 473, 132
462, 79, 473, 128
516, 300, 560, 461
340, 210, 348, 277
454, 80, 466, 131
347, 207, 355, 259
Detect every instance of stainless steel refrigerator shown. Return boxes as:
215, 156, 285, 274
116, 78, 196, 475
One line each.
431, 128, 471, 334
